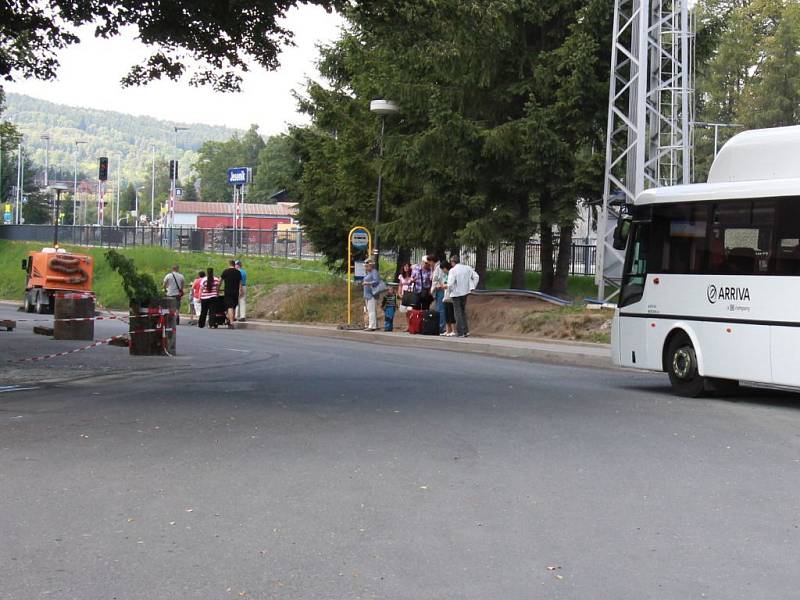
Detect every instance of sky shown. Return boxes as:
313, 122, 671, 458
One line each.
6, 5, 345, 136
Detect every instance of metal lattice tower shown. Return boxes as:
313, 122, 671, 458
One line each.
596, 0, 694, 300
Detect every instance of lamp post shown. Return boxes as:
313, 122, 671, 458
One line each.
73, 140, 86, 225
49, 183, 70, 247
369, 99, 399, 269
41, 134, 50, 188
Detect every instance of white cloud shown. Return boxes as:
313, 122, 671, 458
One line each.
6, 5, 344, 135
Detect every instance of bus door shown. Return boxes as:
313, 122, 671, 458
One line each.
617, 219, 650, 368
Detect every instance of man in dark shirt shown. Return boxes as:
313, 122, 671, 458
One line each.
220, 259, 242, 328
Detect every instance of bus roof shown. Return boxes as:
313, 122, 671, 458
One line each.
636, 125, 800, 206
637, 177, 800, 206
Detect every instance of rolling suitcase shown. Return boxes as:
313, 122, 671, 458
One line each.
422, 309, 440, 335
407, 308, 424, 334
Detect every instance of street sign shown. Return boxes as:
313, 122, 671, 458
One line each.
351, 228, 370, 250
175, 187, 183, 197
227, 167, 252, 185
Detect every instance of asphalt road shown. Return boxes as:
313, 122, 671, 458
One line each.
2, 321, 800, 599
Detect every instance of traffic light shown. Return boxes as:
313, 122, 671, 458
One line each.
98, 157, 109, 181
169, 160, 178, 180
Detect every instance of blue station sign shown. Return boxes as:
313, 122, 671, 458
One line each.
227, 167, 252, 185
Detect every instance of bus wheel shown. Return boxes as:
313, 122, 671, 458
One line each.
666, 334, 705, 397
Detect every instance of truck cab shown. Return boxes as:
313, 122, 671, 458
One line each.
21, 248, 94, 314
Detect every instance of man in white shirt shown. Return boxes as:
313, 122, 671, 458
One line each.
447, 255, 480, 337
163, 264, 185, 325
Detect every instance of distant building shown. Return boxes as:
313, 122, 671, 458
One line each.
172, 200, 298, 230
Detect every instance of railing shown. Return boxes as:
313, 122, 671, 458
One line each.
0, 224, 324, 261
412, 241, 598, 276
0, 224, 597, 275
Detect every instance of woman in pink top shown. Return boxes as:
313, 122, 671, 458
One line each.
397, 262, 414, 327
198, 267, 221, 328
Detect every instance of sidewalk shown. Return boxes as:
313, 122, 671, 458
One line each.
238, 320, 614, 369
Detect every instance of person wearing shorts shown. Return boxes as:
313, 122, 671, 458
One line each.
220, 260, 242, 329
441, 262, 457, 337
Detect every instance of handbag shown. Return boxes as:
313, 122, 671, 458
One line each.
402, 289, 420, 307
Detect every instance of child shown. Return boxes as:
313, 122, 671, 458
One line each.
382, 283, 398, 332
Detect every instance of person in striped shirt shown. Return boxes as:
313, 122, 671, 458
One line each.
198, 267, 221, 329
381, 283, 398, 332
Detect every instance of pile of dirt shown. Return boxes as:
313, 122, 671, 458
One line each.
252, 283, 612, 343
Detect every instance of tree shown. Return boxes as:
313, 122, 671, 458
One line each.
251, 135, 301, 202
694, 0, 800, 180
294, 1, 611, 294
0, 90, 21, 205
121, 182, 136, 213
194, 125, 265, 201
1, 0, 342, 92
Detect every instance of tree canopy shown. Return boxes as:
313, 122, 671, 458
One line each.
292, 0, 611, 293
0, 0, 341, 91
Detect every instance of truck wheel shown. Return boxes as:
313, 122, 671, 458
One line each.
666, 334, 706, 397
24, 295, 33, 313
35, 293, 48, 314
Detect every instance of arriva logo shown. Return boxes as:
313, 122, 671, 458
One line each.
707, 284, 750, 304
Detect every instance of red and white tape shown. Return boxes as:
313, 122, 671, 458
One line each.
11, 315, 123, 323
12, 326, 176, 363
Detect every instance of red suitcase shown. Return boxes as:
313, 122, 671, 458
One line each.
407, 308, 424, 334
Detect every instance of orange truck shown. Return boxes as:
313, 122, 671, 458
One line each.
21, 248, 94, 313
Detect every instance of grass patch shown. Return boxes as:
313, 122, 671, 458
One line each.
0, 240, 337, 309
482, 271, 598, 299
518, 305, 612, 343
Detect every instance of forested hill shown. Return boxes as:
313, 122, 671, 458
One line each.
4, 93, 241, 182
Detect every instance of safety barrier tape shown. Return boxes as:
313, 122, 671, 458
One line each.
11, 326, 177, 363
11, 315, 123, 323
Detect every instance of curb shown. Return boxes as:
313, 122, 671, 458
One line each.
237, 320, 615, 370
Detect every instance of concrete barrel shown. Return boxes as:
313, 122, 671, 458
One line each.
129, 297, 177, 356
53, 292, 95, 340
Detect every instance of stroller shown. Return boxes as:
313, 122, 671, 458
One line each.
209, 296, 229, 329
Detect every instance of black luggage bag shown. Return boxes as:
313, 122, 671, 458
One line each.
422, 309, 440, 335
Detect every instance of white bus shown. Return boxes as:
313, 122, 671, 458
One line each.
611, 125, 800, 396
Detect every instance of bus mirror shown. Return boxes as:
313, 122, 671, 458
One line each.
612, 215, 632, 251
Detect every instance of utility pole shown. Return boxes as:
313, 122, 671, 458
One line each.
151, 144, 156, 224
16, 143, 22, 224
116, 155, 121, 226
73, 140, 86, 225
171, 126, 189, 229
41, 134, 50, 188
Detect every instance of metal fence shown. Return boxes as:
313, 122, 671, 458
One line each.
412, 241, 598, 276
0, 224, 324, 260
0, 224, 597, 275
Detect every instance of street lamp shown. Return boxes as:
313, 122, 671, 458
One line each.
48, 182, 70, 248
73, 140, 86, 225
369, 99, 399, 269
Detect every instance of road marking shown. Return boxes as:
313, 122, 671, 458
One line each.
0, 385, 39, 393
224, 348, 251, 353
